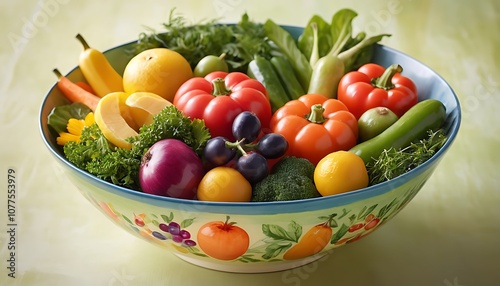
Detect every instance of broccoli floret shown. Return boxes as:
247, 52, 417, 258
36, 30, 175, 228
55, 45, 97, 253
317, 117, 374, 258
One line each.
252, 156, 320, 202
251, 172, 320, 202
270, 156, 315, 180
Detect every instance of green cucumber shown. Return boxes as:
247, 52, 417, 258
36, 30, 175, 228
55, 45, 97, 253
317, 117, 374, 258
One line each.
270, 56, 305, 100
247, 56, 289, 111
349, 99, 447, 164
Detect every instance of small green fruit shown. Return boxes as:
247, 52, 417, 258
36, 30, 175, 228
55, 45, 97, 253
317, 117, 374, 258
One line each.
193, 53, 229, 77
358, 107, 398, 142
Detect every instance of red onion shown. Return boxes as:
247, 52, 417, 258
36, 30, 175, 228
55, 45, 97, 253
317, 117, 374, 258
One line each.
139, 139, 204, 199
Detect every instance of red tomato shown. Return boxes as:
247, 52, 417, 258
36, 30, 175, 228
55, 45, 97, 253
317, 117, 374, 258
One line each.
174, 72, 271, 140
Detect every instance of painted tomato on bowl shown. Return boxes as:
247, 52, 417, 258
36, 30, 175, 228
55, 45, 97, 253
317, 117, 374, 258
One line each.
197, 216, 250, 260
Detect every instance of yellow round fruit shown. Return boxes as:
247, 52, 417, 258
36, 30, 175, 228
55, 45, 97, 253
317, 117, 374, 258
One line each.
314, 151, 369, 196
197, 167, 252, 202
94, 92, 138, 150
122, 48, 193, 102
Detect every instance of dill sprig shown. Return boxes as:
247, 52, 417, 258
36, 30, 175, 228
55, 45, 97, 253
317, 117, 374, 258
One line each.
132, 9, 274, 72
366, 129, 448, 185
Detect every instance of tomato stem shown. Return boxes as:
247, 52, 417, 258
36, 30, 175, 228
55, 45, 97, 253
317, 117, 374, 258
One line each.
372, 64, 403, 90
306, 104, 326, 124
222, 215, 236, 231
212, 78, 231, 96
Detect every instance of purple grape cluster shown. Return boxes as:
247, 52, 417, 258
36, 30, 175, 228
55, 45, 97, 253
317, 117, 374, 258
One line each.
152, 221, 196, 247
203, 112, 288, 184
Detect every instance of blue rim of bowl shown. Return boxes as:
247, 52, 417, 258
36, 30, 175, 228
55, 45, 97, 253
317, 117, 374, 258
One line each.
38, 26, 461, 215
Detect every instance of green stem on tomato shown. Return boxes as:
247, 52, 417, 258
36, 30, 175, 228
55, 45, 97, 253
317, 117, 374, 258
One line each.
212, 78, 231, 96
222, 216, 237, 230
372, 64, 403, 90
306, 104, 326, 124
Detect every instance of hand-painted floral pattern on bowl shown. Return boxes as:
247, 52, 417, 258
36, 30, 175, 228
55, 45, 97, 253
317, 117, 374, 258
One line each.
71, 163, 433, 272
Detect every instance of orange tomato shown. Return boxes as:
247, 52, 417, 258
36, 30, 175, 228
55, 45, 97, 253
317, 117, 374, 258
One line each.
270, 93, 358, 165
197, 216, 250, 260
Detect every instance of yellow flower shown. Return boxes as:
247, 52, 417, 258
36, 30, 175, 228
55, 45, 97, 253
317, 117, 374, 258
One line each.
56, 113, 95, 145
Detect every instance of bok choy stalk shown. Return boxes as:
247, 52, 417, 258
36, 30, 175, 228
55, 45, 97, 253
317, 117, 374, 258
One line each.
309, 22, 320, 67
298, 15, 333, 67
306, 9, 391, 98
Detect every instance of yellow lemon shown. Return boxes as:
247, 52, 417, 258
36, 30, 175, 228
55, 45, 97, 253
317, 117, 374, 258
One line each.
122, 48, 193, 102
314, 151, 369, 196
125, 91, 172, 127
94, 92, 138, 150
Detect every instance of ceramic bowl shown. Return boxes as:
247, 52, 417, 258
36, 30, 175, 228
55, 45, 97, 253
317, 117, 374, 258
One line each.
39, 26, 461, 273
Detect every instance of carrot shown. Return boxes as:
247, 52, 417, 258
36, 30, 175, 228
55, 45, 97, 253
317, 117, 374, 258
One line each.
75, 81, 96, 95
53, 68, 100, 111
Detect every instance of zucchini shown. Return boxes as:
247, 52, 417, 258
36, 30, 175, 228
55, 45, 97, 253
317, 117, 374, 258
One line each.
270, 56, 305, 100
247, 56, 289, 111
349, 99, 447, 164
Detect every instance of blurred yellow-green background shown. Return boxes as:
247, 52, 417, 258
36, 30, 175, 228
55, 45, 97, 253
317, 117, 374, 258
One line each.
1, 0, 499, 285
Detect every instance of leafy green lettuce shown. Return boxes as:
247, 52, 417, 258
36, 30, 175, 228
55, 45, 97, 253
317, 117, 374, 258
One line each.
47, 102, 92, 134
